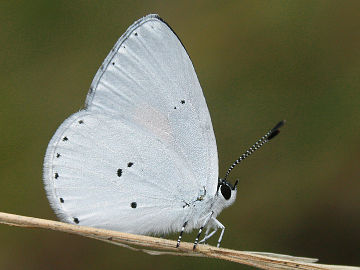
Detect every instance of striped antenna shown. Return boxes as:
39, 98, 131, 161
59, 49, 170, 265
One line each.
223, 120, 285, 181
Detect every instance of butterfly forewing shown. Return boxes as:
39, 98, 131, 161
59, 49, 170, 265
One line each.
86, 15, 218, 195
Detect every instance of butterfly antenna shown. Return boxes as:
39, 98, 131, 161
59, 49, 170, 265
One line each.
223, 120, 285, 181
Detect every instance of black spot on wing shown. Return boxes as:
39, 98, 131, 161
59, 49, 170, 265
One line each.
56, 153, 61, 158
131, 202, 137, 208
78, 120, 84, 124
180, 100, 185, 104
62, 137, 68, 141
117, 169, 122, 177
73, 217, 79, 224
54, 173, 59, 179
60, 198, 64, 203
127, 162, 134, 167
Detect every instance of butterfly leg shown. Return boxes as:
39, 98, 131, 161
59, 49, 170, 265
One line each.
199, 227, 217, 244
212, 218, 225, 248
176, 221, 188, 248
193, 211, 213, 250
199, 217, 217, 244
198, 226, 212, 244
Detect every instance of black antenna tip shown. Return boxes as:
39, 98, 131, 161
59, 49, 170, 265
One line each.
268, 129, 280, 140
272, 120, 286, 132
269, 120, 285, 140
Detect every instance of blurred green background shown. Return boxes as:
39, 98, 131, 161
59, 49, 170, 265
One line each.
1, 1, 359, 269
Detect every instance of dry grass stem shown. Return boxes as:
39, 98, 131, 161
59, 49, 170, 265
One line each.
0, 212, 358, 270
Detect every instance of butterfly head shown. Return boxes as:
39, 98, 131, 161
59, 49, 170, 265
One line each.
216, 178, 238, 208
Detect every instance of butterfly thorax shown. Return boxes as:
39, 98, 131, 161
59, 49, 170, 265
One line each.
181, 185, 237, 232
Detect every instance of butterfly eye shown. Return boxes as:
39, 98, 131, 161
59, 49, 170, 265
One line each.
220, 184, 231, 200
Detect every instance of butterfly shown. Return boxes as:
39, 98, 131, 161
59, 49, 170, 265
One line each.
43, 14, 283, 250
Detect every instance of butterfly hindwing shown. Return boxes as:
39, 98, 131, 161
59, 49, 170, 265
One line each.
44, 111, 202, 234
